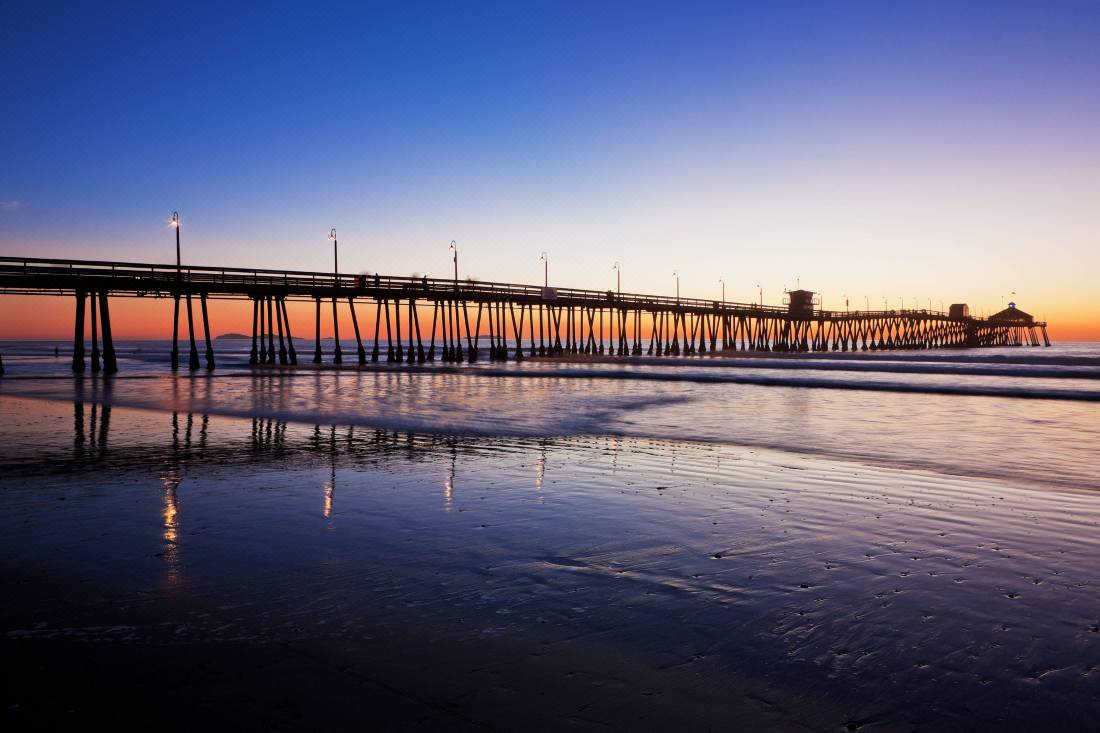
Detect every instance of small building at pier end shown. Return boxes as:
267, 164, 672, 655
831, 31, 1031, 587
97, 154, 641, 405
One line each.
988, 302, 1035, 324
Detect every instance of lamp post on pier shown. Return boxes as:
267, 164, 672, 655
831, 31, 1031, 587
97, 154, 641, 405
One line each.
330, 228, 338, 274
329, 228, 342, 364
172, 212, 181, 268
673, 271, 679, 302
449, 240, 458, 288
540, 251, 548, 287
613, 262, 621, 295
757, 284, 762, 307
719, 278, 725, 304
170, 212, 181, 370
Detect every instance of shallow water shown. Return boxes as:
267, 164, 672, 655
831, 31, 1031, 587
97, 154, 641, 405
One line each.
2, 340, 1099, 489
2, 341, 1099, 729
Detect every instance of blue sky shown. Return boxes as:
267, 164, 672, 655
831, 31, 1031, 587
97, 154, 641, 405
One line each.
2, 1, 1098, 329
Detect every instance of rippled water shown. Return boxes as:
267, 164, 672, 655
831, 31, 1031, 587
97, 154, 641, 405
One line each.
2, 340, 1099, 489
2, 340, 1099, 729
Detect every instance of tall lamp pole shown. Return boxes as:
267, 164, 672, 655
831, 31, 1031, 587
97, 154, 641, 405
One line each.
449, 240, 458, 287
719, 277, 725, 304
172, 211, 181, 268
170, 212, 181, 369
330, 228, 338, 274
329, 228, 341, 363
540, 251, 548, 287
673, 270, 679, 302
613, 262, 621, 294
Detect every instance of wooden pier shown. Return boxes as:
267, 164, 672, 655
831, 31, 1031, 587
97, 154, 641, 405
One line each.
0, 256, 1051, 374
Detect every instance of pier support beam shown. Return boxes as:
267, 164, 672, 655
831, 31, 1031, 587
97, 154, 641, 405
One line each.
280, 298, 298, 364
99, 291, 118, 374
265, 297, 276, 364
313, 297, 323, 364
249, 297, 259, 364
331, 294, 343, 365
170, 293, 180, 370
186, 292, 200, 370
275, 296, 288, 365
90, 291, 101, 373
201, 292, 215, 370
72, 290, 86, 373
348, 298, 366, 364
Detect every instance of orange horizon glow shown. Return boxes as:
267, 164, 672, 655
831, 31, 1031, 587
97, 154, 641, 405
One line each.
1, 294, 1096, 343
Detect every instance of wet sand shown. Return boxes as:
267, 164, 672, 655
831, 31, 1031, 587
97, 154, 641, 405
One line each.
2, 395, 1099, 730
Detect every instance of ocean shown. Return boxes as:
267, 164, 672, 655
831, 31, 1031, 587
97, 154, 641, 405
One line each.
2, 340, 1098, 730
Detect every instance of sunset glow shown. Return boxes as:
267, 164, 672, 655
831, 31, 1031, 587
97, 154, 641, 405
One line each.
1, 2, 1097, 340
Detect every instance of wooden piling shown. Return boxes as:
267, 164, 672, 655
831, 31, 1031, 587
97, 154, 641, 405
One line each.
249, 297, 259, 364
281, 298, 298, 364
313, 296, 323, 364
266, 296, 276, 364
331, 294, 343, 365
185, 291, 200, 370
99, 291, 118, 374
171, 293, 180, 370
90, 291, 101, 373
72, 291, 86, 373
348, 297, 366, 364
275, 296, 288, 365
201, 292, 215, 369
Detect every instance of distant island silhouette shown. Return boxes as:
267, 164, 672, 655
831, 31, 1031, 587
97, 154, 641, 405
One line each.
216, 333, 308, 341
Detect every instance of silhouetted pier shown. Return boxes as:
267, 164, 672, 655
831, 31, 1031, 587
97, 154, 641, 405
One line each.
0, 256, 1051, 374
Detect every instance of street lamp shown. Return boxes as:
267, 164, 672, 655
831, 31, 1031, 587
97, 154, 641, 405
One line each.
328, 228, 341, 364
757, 284, 762, 307
449, 240, 458, 285
170, 211, 181, 268
719, 277, 725, 304
169, 211, 181, 370
540, 251, 548, 287
330, 228, 338, 274
673, 270, 679, 301
613, 261, 621, 294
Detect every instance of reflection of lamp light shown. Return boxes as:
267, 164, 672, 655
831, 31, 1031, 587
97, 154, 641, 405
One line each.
323, 477, 334, 518
161, 469, 182, 585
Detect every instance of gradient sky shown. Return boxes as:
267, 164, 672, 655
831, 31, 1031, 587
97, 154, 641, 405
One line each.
2, 1, 1098, 339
